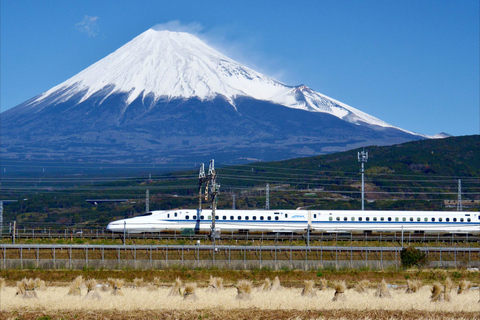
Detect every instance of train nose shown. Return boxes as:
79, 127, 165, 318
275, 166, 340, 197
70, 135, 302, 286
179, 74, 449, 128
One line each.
106, 221, 124, 232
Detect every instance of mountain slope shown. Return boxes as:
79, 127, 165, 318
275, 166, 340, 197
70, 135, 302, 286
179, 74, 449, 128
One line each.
1, 28, 426, 164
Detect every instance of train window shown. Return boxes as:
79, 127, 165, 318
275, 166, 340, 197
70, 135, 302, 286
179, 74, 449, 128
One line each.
395, 217, 399, 222
260, 216, 264, 220
351, 217, 355, 221
417, 217, 421, 222
380, 217, 384, 221
253, 216, 257, 220
446, 218, 449, 222
359, 217, 363, 221
285, 214, 288, 218
366, 217, 370, 221
275, 216, 279, 221
439, 218, 442, 222
202, 215, 206, 220
175, 212, 177, 217
344, 217, 348, 221
238, 216, 242, 220
314, 214, 317, 219
402, 217, 406, 222
410, 217, 414, 222
460, 218, 464, 222
222, 216, 226, 220
215, 216, 219, 220
230, 216, 234, 220
388, 217, 392, 221
336, 217, 340, 221
424, 218, 428, 222
193, 215, 197, 220
268, 216, 272, 220
467, 218, 471, 222
274, 212, 280, 215
329, 217, 333, 221
478, 216, 480, 220
167, 214, 170, 218
431, 218, 435, 222
373, 217, 377, 221
245, 216, 249, 220
186, 215, 189, 220
453, 218, 457, 222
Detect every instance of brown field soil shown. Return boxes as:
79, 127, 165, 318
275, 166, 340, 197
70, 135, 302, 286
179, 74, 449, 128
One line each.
1, 309, 480, 320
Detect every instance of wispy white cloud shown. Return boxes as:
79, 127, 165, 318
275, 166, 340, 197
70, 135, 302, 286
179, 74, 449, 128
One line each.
151, 20, 203, 34
150, 20, 289, 84
75, 15, 99, 37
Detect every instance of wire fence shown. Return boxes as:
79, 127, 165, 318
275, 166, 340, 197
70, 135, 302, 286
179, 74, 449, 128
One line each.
1, 244, 479, 270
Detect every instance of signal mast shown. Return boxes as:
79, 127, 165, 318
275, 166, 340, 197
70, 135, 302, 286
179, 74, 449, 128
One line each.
198, 160, 220, 241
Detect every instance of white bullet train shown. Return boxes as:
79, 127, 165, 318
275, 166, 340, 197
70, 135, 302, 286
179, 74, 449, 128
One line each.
106, 209, 480, 234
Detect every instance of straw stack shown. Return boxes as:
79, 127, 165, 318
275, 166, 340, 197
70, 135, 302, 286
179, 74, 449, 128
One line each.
270, 276, 282, 291
235, 280, 252, 300
405, 279, 422, 294
457, 279, 471, 294
431, 282, 444, 302
331, 280, 346, 302
206, 276, 223, 293
318, 279, 328, 291
16, 278, 38, 299
301, 280, 317, 298
147, 277, 162, 291
374, 279, 392, 298
133, 277, 144, 289
0, 277, 6, 290
111, 279, 125, 296
183, 283, 198, 300
258, 278, 272, 291
168, 277, 183, 297
354, 280, 370, 294
68, 276, 83, 296
444, 277, 453, 302
85, 279, 101, 300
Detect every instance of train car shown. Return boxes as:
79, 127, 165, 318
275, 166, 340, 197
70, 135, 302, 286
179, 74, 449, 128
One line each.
106, 209, 480, 234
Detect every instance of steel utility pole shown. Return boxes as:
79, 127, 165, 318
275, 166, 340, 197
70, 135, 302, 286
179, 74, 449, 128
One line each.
358, 148, 368, 211
207, 160, 220, 242
457, 179, 462, 211
145, 190, 150, 213
265, 183, 270, 210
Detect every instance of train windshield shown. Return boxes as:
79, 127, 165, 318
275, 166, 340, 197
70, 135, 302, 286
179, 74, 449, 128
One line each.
138, 212, 153, 217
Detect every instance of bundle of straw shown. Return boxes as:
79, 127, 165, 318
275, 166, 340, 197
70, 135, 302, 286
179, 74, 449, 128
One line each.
168, 277, 183, 297
133, 277, 144, 289
34, 278, 46, 291
444, 277, 453, 302
206, 276, 224, 293
270, 276, 282, 291
16, 278, 37, 299
183, 283, 197, 301
85, 279, 101, 300
331, 280, 346, 302
431, 282, 444, 302
258, 278, 272, 291
457, 279, 471, 294
318, 279, 328, 291
354, 280, 370, 294
374, 279, 392, 299
0, 277, 6, 290
235, 280, 252, 300
405, 279, 422, 294
68, 276, 83, 296
301, 280, 316, 298
111, 279, 124, 296
147, 277, 162, 291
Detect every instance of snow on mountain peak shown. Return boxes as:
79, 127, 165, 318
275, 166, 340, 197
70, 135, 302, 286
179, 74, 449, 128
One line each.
29, 28, 417, 134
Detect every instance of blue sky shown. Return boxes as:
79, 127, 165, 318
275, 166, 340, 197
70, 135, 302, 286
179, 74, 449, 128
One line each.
1, 0, 478, 136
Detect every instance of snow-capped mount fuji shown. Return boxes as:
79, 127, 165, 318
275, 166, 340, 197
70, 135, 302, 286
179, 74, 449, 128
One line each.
1, 28, 425, 165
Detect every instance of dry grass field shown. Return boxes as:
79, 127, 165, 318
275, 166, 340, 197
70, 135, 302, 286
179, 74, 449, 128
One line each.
1, 279, 479, 320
